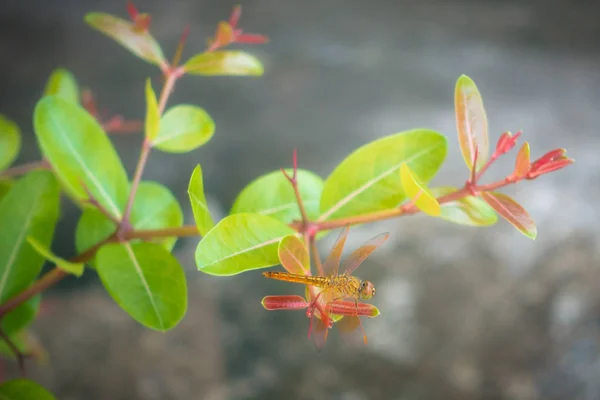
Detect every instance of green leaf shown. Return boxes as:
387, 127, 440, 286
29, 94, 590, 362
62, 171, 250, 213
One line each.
183, 51, 264, 76
151, 105, 215, 153
399, 163, 441, 217
231, 169, 324, 224
0, 180, 13, 200
188, 165, 214, 236
0, 379, 56, 400
278, 235, 309, 275
0, 115, 21, 172
481, 191, 536, 239
27, 237, 84, 277
1, 296, 41, 336
75, 181, 183, 254
75, 207, 116, 256
320, 129, 447, 220
144, 78, 160, 141
34, 95, 129, 218
196, 213, 296, 276
0, 171, 60, 304
96, 242, 187, 331
430, 187, 498, 226
130, 181, 183, 250
43, 68, 79, 104
455, 75, 488, 171
84, 13, 166, 67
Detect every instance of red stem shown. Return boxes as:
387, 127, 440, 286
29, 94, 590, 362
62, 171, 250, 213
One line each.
0, 160, 50, 179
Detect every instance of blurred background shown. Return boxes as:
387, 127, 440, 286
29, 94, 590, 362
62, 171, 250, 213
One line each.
1, 0, 599, 399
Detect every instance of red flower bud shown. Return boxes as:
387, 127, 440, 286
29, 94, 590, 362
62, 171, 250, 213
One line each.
495, 131, 522, 156
526, 157, 573, 179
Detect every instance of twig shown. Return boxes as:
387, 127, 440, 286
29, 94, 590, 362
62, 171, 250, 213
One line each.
81, 182, 120, 225
121, 72, 178, 227
281, 149, 310, 226
0, 329, 26, 377
0, 160, 50, 179
0, 233, 115, 318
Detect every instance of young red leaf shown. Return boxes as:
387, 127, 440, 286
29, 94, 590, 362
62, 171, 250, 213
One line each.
278, 235, 310, 275
513, 142, 530, 177
495, 131, 521, 156
85, 12, 166, 67
455, 75, 489, 172
480, 191, 537, 239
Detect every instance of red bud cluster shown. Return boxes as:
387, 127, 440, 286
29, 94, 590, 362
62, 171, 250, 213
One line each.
495, 131, 522, 156
526, 149, 574, 179
208, 5, 269, 52
126, 1, 151, 33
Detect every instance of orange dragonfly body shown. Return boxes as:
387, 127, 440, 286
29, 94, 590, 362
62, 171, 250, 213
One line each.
263, 226, 388, 347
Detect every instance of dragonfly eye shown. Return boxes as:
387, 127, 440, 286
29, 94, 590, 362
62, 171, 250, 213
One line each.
360, 280, 375, 300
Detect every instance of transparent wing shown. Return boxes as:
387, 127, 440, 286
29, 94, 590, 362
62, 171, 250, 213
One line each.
322, 225, 350, 277
341, 232, 389, 276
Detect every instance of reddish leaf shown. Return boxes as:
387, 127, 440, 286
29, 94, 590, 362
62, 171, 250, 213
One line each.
278, 235, 310, 275
480, 191, 536, 239
513, 142, 530, 177
85, 12, 166, 67
455, 75, 489, 171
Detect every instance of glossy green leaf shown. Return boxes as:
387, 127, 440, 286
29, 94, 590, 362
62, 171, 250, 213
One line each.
96, 242, 187, 331
0, 379, 56, 400
145, 78, 160, 141
514, 142, 531, 177
75, 181, 182, 254
0, 115, 21, 172
27, 237, 84, 277
183, 51, 264, 76
151, 105, 215, 153
481, 191, 536, 239
188, 165, 214, 236
278, 235, 309, 275
75, 207, 116, 256
0, 171, 60, 306
0, 180, 13, 200
196, 213, 296, 276
455, 74, 489, 171
231, 169, 324, 224
130, 181, 183, 250
1, 296, 41, 337
43, 68, 79, 104
34, 96, 129, 218
430, 187, 498, 226
399, 163, 440, 217
85, 13, 166, 67
320, 129, 447, 220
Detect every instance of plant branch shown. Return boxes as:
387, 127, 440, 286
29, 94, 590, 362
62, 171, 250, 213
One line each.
0, 160, 50, 179
0, 328, 27, 377
126, 225, 200, 240
0, 234, 115, 319
121, 72, 178, 227
282, 149, 310, 227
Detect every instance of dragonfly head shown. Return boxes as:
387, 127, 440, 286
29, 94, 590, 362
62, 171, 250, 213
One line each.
359, 280, 376, 300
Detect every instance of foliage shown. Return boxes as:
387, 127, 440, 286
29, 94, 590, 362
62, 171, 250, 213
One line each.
0, 1, 573, 394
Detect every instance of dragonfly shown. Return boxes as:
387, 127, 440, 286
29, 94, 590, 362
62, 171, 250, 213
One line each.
263, 225, 389, 347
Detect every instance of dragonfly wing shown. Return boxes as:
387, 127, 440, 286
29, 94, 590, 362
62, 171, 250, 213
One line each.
340, 232, 389, 276
322, 225, 350, 277
336, 314, 368, 346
